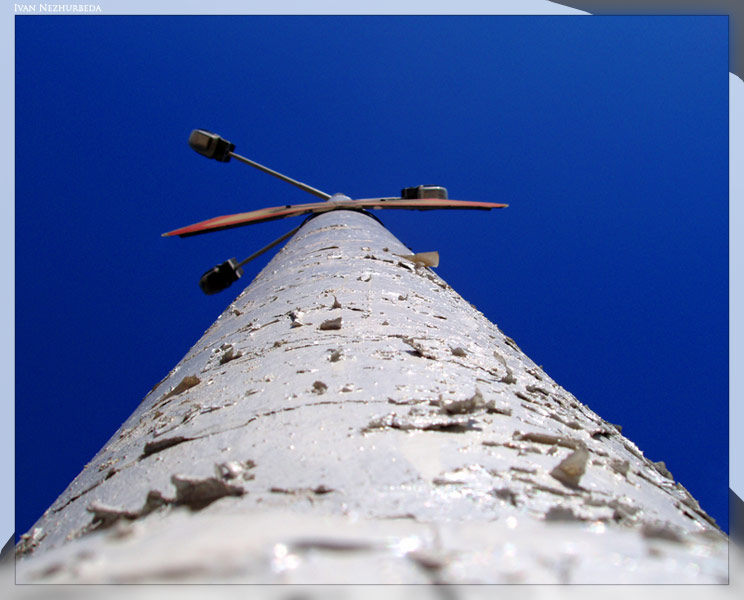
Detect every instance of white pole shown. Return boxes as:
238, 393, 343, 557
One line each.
15, 209, 727, 584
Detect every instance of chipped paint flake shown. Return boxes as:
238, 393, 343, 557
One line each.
218, 343, 242, 365
550, 445, 590, 488
141, 436, 191, 458
289, 310, 305, 328
394, 251, 439, 268
319, 317, 342, 330
170, 474, 245, 510
160, 375, 200, 402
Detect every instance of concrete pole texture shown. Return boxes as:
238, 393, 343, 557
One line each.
16, 209, 727, 584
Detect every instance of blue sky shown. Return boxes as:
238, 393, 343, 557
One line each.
14, 15, 729, 536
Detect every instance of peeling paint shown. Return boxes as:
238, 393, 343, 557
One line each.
216, 460, 256, 481
394, 251, 439, 268
394, 335, 437, 359
171, 474, 245, 510
160, 375, 200, 402
364, 410, 478, 433
525, 385, 550, 397
550, 445, 590, 488
319, 317, 342, 330
503, 336, 521, 352
436, 388, 511, 416
270, 485, 334, 496
86, 490, 169, 533
544, 506, 584, 522
493, 351, 517, 384
141, 435, 191, 459
289, 310, 305, 328
641, 521, 685, 543
312, 381, 328, 395
218, 343, 242, 365
652, 460, 674, 480
491, 488, 519, 507
513, 431, 581, 450
15, 527, 46, 557
610, 458, 631, 477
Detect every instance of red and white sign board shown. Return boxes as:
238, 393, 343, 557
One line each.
163, 197, 508, 238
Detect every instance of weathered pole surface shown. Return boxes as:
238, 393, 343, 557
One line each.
16, 209, 727, 584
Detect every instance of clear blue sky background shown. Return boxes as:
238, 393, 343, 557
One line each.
15, 15, 728, 536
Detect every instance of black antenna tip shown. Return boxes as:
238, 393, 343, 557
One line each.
400, 185, 448, 200
199, 259, 243, 295
189, 129, 235, 162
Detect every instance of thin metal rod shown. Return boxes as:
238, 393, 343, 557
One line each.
229, 152, 332, 200
236, 224, 302, 269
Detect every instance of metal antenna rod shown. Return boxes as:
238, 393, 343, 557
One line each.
236, 224, 302, 268
198, 224, 305, 295
228, 152, 331, 200
188, 129, 332, 200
